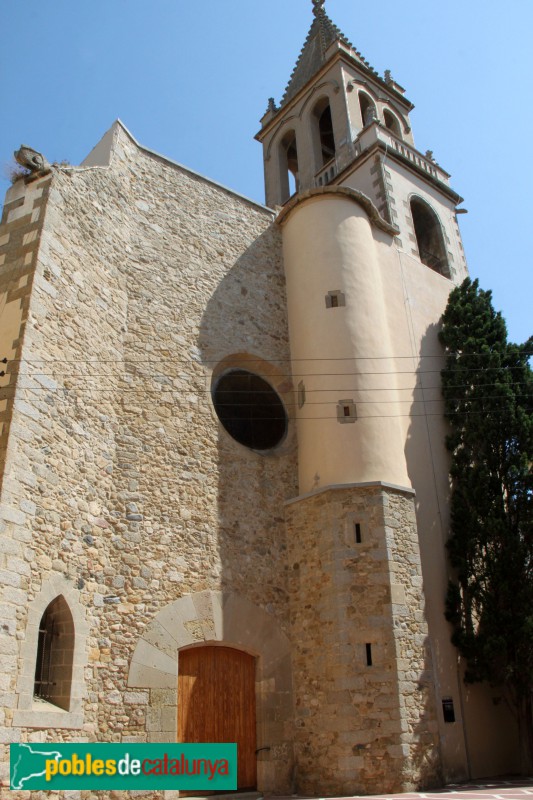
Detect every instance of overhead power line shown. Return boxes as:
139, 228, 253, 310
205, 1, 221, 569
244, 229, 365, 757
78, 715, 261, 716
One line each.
3, 351, 532, 365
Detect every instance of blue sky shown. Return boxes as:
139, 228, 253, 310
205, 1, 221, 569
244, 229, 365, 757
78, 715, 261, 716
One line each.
1, 0, 531, 345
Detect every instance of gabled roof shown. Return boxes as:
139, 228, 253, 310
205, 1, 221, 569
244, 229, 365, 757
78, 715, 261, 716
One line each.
280, 1, 378, 108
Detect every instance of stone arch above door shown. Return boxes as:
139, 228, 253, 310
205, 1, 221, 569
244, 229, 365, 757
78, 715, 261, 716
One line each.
127, 590, 293, 794
128, 590, 291, 689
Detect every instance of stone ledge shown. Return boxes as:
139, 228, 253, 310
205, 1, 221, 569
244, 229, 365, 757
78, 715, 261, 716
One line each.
13, 708, 84, 729
285, 481, 415, 506
276, 185, 400, 235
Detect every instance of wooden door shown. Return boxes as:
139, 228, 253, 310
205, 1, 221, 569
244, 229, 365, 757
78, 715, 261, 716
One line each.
178, 646, 257, 790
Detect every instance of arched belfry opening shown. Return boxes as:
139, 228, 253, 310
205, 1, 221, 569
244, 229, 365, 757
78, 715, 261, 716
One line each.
279, 130, 300, 202
34, 595, 74, 710
312, 97, 336, 167
359, 92, 377, 128
410, 197, 450, 276
384, 109, 401, 138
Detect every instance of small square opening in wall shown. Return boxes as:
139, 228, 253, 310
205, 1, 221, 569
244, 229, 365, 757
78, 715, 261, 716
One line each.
325, 290, 345, 309
337, 399, 357, 423
442, 697, 455, 723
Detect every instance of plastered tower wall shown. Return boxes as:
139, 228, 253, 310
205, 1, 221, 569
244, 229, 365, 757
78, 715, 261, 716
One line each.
0, 123, 298, 796
280, 192, 410, 491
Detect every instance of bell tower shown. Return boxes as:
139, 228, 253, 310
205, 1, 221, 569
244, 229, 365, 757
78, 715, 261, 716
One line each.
256, 0, 466, 285
255, 1, 496, 794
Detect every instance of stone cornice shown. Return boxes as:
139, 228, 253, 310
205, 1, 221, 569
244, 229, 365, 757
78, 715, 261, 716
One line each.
275, 185, 400, 235
336, 137, 463, 206
285, 481, 416, 506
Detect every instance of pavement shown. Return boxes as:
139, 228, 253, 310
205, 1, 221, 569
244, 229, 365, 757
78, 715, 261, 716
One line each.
265, 776, 533, 800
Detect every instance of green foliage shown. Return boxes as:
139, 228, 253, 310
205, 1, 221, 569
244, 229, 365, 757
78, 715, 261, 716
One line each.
439, 278, 533, 766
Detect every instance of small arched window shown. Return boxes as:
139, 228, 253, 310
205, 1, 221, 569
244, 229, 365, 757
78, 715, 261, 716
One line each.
279, 130, 299, 202
359, 92, 377, 128
410, 197, 449, 277
34, 595, 74, 710
312, 98, 336, 167
383, 109, 401, 138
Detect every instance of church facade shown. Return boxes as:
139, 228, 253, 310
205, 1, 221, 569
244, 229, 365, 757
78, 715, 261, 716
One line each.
0, 2, 520, 796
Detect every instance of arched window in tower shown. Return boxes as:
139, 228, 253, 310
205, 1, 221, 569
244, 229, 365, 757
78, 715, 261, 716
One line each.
279, 130, 299, 202
383, 109, 401, 138
312, 98, 336, 167
359, 92, 377, 128
410, 197, 450, 276
34, 595, 75, 710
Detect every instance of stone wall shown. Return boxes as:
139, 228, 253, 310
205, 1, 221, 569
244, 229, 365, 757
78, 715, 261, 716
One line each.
284, 483, 440, 795
0, 176, 53, 494
0, 125, 298, 796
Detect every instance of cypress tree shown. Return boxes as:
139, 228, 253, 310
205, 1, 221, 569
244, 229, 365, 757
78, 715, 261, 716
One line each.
439, 278, 533, 772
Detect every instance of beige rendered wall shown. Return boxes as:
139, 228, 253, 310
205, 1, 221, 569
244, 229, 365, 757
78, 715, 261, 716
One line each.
281, 192, 411, 491
393, 250, 520, 778
386, 161, 468, 282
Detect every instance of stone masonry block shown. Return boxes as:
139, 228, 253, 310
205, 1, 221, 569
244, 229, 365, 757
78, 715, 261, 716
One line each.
124, 691, 149, 705
0, 506, 26, 526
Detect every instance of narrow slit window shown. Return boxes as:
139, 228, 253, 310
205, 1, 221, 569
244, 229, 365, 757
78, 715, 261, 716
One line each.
337, 399, 356, 424
366, 643, 373, 666
325, 290, 345, 309
355, 523, 362, 543
442, 697, 455, 723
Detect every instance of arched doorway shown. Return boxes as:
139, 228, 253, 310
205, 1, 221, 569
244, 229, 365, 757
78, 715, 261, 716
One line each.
178, 646, 257, 790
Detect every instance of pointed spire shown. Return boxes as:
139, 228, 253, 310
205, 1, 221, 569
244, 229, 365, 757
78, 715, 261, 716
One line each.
278, 2, 377, 109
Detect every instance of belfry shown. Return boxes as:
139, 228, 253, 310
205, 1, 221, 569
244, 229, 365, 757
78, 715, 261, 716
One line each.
0, 1, 520, 795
